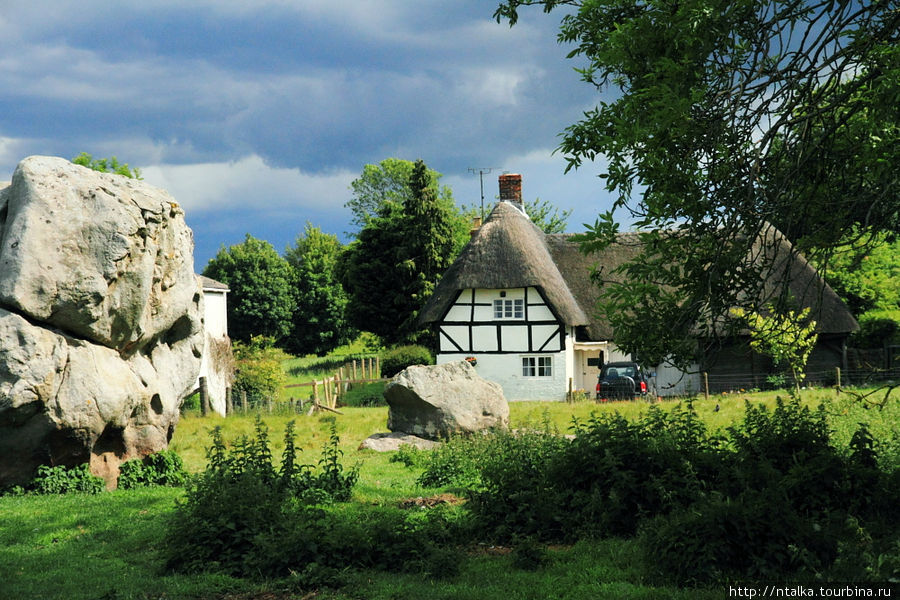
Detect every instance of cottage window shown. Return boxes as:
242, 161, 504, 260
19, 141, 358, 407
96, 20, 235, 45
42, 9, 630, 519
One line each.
493, 298, 524, 319
522, 355, 552, 377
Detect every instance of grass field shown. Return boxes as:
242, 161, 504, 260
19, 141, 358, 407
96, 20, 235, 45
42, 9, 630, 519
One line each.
2, 386, 897, 600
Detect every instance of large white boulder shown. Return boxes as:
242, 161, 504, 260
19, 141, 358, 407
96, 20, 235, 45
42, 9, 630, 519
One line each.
384, 360, 509, 440
0, 157, 203, 487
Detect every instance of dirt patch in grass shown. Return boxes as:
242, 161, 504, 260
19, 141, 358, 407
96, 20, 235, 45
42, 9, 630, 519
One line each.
397, 493, 466, 509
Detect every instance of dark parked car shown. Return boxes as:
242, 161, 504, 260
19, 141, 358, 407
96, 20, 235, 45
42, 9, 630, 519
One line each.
596, 361, 650, 401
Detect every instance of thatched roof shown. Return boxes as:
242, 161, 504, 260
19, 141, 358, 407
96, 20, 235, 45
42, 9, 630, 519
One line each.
750, 223, 858, 335
418, 201, 589, 326
544, 232, 643, 340
419, 202, 857, 339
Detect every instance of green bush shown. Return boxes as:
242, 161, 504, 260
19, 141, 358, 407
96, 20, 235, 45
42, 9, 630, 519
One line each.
232, 336, 287, 406
639, 490, 840, 584
118, 450, 187, 489
415, 397, 899, 584
31, 464, 105, 495
166, 416, 360, 575
165, 415, 470, 582
852, 309, 900, 349
380, 345, 434, 378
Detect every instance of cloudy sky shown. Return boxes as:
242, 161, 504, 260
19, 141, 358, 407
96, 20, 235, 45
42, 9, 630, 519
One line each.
0, 0, 617, 269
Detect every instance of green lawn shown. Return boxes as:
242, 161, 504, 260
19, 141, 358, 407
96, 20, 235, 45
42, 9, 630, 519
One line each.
2, 387, 896, 600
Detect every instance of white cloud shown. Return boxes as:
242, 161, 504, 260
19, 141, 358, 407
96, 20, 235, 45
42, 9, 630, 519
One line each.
141, 154, 356, 213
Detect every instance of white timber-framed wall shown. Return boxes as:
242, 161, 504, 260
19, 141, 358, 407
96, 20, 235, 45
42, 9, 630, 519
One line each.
435, 286, 576, 401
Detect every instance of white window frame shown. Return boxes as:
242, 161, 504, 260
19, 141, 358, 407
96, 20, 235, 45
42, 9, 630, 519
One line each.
493, 298, 524, 320
522, 355, 553, 377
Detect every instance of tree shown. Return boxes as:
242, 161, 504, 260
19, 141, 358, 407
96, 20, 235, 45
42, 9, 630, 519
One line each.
347, 158, 455, 228
496, 0, 900, 367
817, 232, 900, 349
283, 223, 356, 356
731, 307, 819, 397
71, 152, 142, 179
203, 234, 296, 344
524, 197, 571, 234
340, 159, 462, 345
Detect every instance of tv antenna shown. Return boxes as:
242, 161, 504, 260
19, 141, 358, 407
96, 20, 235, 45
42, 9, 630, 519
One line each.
467, 167, 498, 221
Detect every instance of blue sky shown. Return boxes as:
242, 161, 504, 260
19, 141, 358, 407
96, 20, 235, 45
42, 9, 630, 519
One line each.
0, 1, 617, 269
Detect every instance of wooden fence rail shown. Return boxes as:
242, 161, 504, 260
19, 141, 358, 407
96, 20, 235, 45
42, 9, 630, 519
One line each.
283, 356, 385, 412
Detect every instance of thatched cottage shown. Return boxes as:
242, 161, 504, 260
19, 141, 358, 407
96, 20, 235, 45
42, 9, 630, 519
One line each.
418, 174, 857, 401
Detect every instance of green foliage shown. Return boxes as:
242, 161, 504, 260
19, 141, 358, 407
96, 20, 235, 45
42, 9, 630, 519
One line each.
71, 152, 142, 179
232, 336, 287, 407
165, 416, 471, 583
284, 222, 356, 356
346, 158, 459, 233
819, 234, 900, 316
340, 159, 467, 345
495, 0, 900, 369
523, 197, 571, 234
203, 234, 296, 343
117, 450, 187, 489
853, 309, 900, 349
731, 306, 819, 396
380, 344, 434, 378
31, 464, 105, 495
166, 416, 360, 575
418, 397, 898, 582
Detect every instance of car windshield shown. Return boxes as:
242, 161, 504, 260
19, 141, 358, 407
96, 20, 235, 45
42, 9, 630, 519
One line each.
603, 365, 636, 378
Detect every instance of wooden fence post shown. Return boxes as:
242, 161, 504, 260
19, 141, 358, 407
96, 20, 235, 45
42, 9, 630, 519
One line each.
376, 356, 381, 378
199, 377, 209, 416
567, 377, 573, 403
835, 367, 841, 394
352, 360, 358, 382
703, 372, 709, 402
240, 389, 247, 413
225, 386, 233, 416
313, 381, 320, 405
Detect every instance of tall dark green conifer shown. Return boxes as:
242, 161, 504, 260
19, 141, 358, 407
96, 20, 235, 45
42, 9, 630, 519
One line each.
340, 159, 460, 346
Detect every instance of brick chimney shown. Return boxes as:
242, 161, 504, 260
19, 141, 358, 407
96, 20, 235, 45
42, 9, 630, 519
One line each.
498, 173, 525, 214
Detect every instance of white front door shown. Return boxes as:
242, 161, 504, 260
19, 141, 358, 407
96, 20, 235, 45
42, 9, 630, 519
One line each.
575, 349, 604, 394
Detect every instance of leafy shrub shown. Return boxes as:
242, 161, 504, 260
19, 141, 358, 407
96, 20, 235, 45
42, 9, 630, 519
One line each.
417, 434, 492, 489
31, 464, 105, 495
166, 415, 468, 582
118, 450, 187, 489
166, 416, 360, 576
639, 490, 840, 584
389, 444, 424, 468
852, 309, 900, 349
380, 345, 433, 378
642, 398, 900, 584
232, 336, 287, 406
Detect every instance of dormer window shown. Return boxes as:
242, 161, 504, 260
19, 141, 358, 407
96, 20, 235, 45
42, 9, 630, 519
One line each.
494, 298, 524, 319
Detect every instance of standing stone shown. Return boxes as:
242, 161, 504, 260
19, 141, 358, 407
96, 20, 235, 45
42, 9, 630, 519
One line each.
0, 156, 203, 487
384, 360, 508, 440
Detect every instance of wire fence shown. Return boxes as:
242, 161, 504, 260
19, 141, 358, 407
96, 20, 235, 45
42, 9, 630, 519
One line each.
658, 366, 900, 399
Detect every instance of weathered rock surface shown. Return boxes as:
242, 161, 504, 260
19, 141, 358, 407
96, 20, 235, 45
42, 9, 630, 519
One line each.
358, 432, 441, 452
384, 361, 508, 440
0, 156, 203, 487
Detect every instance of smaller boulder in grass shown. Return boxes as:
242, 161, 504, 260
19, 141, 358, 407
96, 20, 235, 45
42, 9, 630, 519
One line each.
384, 360, 508, 440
